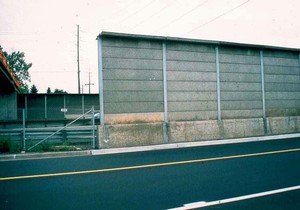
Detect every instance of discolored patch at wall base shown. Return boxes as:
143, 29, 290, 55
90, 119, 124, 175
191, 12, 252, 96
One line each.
104, 113, 163, 124
98, 123, 164, 148
267, 116, 300, 135
98, 117, 300, 149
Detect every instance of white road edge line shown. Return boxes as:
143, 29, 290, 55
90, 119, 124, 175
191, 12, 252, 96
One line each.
92, 133, 300, 156
169, 185, 300, 210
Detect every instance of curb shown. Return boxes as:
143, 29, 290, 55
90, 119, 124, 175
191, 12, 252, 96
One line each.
1, 133, 300, 161
91, 133, 300, 156
0, 150, 91, 161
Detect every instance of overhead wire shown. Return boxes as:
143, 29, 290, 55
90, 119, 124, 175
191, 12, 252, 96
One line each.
118, 0, 156, 24
153, 0, 209, 34
183, 0, 251, 35
129, 0, 176, 31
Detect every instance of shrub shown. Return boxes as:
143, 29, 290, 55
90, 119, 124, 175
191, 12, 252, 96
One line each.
0, 136, 21, 153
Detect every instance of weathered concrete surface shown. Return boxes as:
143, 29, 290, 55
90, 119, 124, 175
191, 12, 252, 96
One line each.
99, 123, 164, 148
168, 118, 264, 143
169, 120, 221, 142
105, 113, 163, 124
267, 116, 300, 135
98, 117, 300, 148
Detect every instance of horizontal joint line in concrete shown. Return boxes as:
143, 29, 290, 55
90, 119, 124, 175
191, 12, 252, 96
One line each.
264, 64, 299, 68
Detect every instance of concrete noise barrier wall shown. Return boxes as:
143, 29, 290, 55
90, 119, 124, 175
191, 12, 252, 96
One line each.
98, 116, 300, 148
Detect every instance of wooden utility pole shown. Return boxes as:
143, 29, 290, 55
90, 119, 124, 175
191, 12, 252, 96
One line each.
77, 25, 81, 94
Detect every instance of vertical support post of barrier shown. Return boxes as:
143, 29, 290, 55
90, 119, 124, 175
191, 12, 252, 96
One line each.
260, 50, 266, 119
82, 95, 85, 115
22, 109, 26, 151
25, 95, 28, 119
97, 35, 104, 126
45, 95, 47, 119
215, 46, 221, 121
299, 53, 300, 69
162, 41, 169, 143
63, 95, 66, 119
92, 106, 95, 149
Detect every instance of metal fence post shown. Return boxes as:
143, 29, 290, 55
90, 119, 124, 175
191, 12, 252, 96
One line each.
63, 95, 66, 119
260, 50, 266, 119
92, 106, 95, 149
82, 95, 85, 115
215, 46, 221, 121
22, 109, 26, 151
25, 95, 28, 119
97, 36, 104, 125
45, 95, 47, 119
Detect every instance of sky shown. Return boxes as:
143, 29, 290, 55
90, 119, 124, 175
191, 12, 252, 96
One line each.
0, 0, 299, 93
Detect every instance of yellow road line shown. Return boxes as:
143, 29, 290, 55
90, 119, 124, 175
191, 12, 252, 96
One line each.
1, 148, 300, 181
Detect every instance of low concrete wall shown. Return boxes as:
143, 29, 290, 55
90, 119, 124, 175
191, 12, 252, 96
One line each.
169, 118, 265, 143
98, 116, 300, 148
98, 123, 164, 148
267, 116, 300, 135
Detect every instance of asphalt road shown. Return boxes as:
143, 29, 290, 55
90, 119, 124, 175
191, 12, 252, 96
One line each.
1, 138, 300, 210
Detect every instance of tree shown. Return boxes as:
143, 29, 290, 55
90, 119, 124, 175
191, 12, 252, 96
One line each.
30, 84, 38, 94
46, 87, 52, 94
54, 89, 67, 94
3, 50, 32, 93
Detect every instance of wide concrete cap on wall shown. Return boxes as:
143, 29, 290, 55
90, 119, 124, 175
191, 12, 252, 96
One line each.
98, 31, 300, 53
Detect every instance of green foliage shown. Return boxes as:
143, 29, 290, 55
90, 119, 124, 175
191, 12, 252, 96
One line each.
3, 50, 32, 93
54, 89, 67, 94
47, 87, 52, 94
0, 136, 22, 153
30, 84, 38, 94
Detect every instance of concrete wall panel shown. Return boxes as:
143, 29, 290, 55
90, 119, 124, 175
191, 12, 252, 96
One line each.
221, 73, 261, 82
167, 42, 215, 52
264, 66, 299, 75
102, 46, 162, 59
168, 81, 216, 91
167, 50, 215, 62
103, 58, 162, 70
168, 111, 217, 121
222, 110, 263, 119
264, 57, 299, 66
221, 82, 262, 91
221, 100, 262, 110
168, 92, 217, 101
167, 61, 215, 72
169, 101, 217, 112
103, 37, 162, 49
168, 71, 216, 81
104, 81, 163, 91
104, 102, 163, 114
103, 69, 162, 81
220, 64, 260, 73
219, 54, 260, 64
221, 91, 262, 101
104, 91, 163, 103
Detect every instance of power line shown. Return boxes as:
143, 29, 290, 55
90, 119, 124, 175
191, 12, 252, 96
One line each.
130, 0, 176, 31
183, 0, 251, 35
97, 0, 137, 22
118, 0, 155, 24
153, 0, 209, 34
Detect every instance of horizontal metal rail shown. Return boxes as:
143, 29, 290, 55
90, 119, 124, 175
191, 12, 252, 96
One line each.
27, 108, 94, 151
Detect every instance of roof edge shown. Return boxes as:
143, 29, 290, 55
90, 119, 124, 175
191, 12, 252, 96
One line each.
98, 31, 300, 52
0, 51, 21, 93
